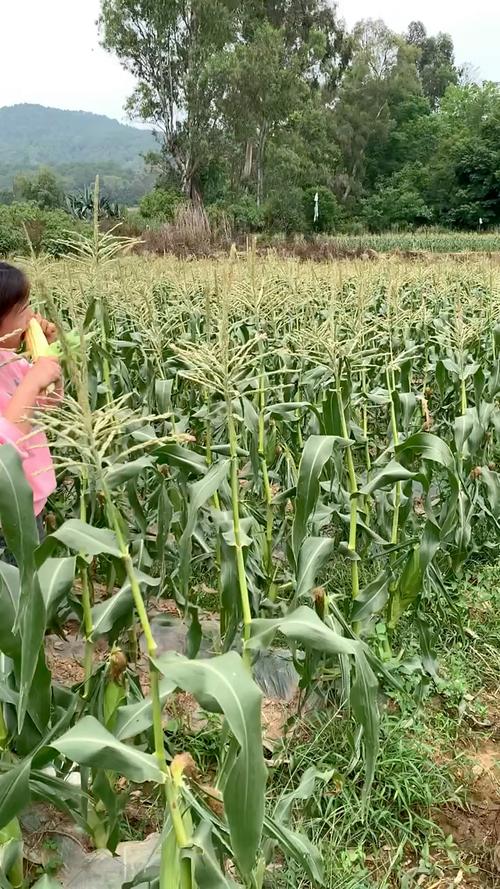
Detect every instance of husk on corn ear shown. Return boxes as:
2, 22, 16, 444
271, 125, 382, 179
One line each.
25, 318, 82, 362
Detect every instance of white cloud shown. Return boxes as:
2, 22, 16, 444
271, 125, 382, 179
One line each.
1, 0, 499, 123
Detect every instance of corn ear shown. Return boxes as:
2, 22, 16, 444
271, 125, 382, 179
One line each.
25, 318, 50, 360
103, 648, 127, 730
26, 319, 81, 363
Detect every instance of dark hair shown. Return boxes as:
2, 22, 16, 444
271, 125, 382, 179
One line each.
0, 263, 30, 320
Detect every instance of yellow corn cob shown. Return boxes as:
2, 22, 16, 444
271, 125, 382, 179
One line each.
25, 318, 50, 360
26, 318, 57, 394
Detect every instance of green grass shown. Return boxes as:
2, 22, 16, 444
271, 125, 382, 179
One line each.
266, 559, 500, 888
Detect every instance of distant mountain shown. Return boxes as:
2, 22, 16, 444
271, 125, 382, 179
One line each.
0, 104, 155, 170
0, 104, 157, 204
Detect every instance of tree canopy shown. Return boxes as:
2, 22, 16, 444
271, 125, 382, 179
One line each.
100, 2, 497, 231
2, 8, 498, 233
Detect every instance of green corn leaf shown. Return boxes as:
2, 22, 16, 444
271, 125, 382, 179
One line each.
0, 685, 19, 707
105, 456, 155, 489
156, 443, 207, 476
0, 445, 38, 631
153, 651, 266, 878
52, 716, 165, 784
178, 459, 229, 598
292, 435, 336, 563
351, 651, 380, 798
155, 378, 174, 413
22, 650, 51, 737
0, 835, 22, 889
31, 876, 64, 888
189, 823, 242, 888
395, 391, 418, 432
389, 546, 422, 629
221, 520, 253, 548
90, 583, 133, 640
127, 476, 148, 536
248, 607, 379, 795
396, 432, 455, 472
352, 571, 390, 623
274, 765, 334, 822
210, 443, 248, 457
264, 816, 324, 886
481, 467, 500, 516
18, 578, 46, 733
37, 557, 76, 622
389, 519, 441, 630
453, 412, 474, 455
265, 401, 312, 418
248, 606, 359, 658
264, 766, 331, 884
51, 520, 122, 558
0, 564, 20, 658
295, 537, 335, 602
114, 678, 176, 740
420, 519, 441, 568
0, 758, 31, 831
359, 460, 416, 496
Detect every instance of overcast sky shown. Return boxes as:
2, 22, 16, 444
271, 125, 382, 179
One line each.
1, 0, 499, 122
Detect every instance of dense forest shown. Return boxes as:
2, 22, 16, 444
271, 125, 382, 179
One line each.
2, 3, 500, 233
99, 0, 500, 231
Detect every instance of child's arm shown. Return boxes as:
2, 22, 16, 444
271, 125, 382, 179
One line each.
3, 358, 61, 433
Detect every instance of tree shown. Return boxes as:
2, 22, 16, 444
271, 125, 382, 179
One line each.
212, 2, 350, 204
99, 0, 242, 203
212, 22, 309, 204
333, 20, 424, 204
361, 164, 432, 230
100, 0, 350, 208
13, 167, 63, 210
406, 21, 459, 107
424, 83, 500, 227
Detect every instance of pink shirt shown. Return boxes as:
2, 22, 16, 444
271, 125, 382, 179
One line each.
0, 350, 56, 516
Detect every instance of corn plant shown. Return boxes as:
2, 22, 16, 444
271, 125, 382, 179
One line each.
0, 247, 497, 886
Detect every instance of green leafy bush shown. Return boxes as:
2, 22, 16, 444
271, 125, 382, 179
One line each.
210, 195, 265, 233
139, 188, 182, 222
0, 202, 86, 257
13, 167, 64, 210
264, 187, 307, 234
361, 167, 433, 232
304, 186, 341, 233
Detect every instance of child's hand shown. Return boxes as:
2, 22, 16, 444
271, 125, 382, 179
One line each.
33, 314, 58, 345
27, 357, 61, 394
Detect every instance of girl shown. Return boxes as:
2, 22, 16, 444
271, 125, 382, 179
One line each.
0, 262, 62, 546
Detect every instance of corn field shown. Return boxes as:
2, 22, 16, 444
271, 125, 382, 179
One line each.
0, 238, 499, 888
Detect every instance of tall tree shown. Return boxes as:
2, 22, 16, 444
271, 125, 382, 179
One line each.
406, 21, 458, 107
425, 83, 500, 226
99, 0, 242, 202
333, 20, 423, 203
212, 0, 350, 202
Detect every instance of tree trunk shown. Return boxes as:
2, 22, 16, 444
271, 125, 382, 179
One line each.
256, 122, 268, 207
243, 141, 253, 180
